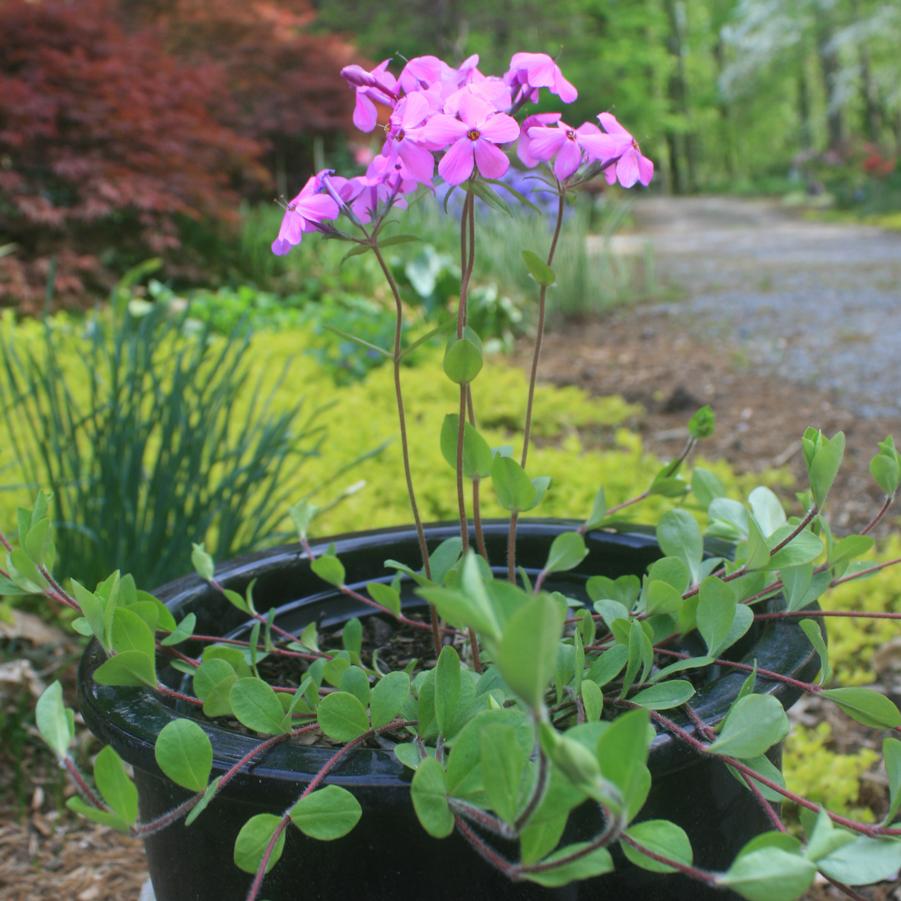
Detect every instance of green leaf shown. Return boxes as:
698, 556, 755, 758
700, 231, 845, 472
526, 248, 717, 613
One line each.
94, 746, 138, 826
521, 250, 555, 287
623, 820, 693, 873
440, 415, 493, 479
583, 488, 607, 532
544, 532, 588, 575
160, 613, 196, 647
817, 835, 901, 885
821, 687, 901, 728
807, 431, 845, 509
596, 708, 652, 818
725, 754, 787, 803
370, 671, 410, 728
419, 552, 501, 639
110, 607, 155, 659
870, 436, 900, 495
581, 680, 603, 722
799, 619, 831, 685
191, 543, 215, 581
522, 844, 613, 887
290, 786, 362, 840
380, 234, 421, 247
35, 681, 74, 759
154, 719, 213, 792
435, 645, 462, 737
884, 737, 901, 823
630, 680, 695, 711
233, 813, 285, 875
749, 487, 786, 537
93, 650, 156, 688
697, 576, 737, 656
688, 405, 716, 439
366, 582, 401, 616
804, 808, 856, 862
193, 658, 237, 718
768, 529, 823, 569
496, 593, 565, 708
657, 510, 703, 583
708, 694, 790, 759
692, 468, 725, 509
343, 618, 363, 658
66, 796, 130, 833
185, 776, 222, 826
411, 757, 453, 838
443, 331, 483, 384
229, 678, 290, 735
719, 848, 816, 901
317, 691, 370, 741
480, 723, 528, 825
311, 554, 345, 587
492, 456, 546, 513
288, 500, 318, 539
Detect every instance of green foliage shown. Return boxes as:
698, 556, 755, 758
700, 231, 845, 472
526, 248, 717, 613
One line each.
0, 304, 324, 587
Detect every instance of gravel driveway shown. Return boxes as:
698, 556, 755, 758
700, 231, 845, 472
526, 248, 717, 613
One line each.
612, 196, 901, 418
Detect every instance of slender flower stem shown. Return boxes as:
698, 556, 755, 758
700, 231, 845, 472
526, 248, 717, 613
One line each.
520, 186, 565, 470
507, 186, 566, 582
454, 816, 516, 876
755, 608, 901, 621
370, 240, 439, 653
370, 244, 431, 582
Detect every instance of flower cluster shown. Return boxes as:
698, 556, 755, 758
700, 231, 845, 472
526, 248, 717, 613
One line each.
272, 52, 653, 255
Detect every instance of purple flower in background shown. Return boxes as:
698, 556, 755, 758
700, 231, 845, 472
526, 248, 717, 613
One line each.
271, 175, 340, 255
383, 92, 435, 184
397, 55, 448, 94
341, 60, 398, 132
504, 52, 577, 105
420, 92, 519, 185
524, 120, 601, 180
589, 113, 654, 188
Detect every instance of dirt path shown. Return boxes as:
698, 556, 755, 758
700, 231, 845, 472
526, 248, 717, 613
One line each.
611, 196, 901, 417
541, 196, 901, 531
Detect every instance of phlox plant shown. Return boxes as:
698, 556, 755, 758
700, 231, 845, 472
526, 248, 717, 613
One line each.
13, 51, 901, 901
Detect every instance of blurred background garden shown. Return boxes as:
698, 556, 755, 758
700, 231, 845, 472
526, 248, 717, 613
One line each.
1, 0, 901, 897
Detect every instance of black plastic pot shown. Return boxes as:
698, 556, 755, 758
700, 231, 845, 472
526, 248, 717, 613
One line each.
79, 521, 818, 901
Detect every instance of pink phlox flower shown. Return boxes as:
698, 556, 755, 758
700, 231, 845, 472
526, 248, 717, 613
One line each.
524, 119, 599, 180
349, 154, 421, 222
419, 91, 520, 185
517, 113, 561, 167
590, 113, 654, 188
271, 174, 340, 256
444, 77, 512, 115
382, 92, 435, 183
398, 55, 452, 94
504, 52, 577, 105
341, 60, 398, 133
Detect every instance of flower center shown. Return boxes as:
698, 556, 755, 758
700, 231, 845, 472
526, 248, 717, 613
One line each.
467, 129, 481, 141
395, 128, 406, 142
566, 129, 576, 141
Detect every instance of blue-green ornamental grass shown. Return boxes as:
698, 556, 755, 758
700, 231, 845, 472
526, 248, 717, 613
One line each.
16, 49, 901, 900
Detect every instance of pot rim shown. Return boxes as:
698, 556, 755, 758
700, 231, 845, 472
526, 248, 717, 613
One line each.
78, 519, 817, 797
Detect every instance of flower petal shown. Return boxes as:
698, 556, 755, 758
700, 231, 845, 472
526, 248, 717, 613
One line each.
456, 90, 495, 128
525, 127, 566, 161
580, 132, 631, 164
439, 137, 475, 185
399, 141, 435, 183
598, 112, 629, 136
473, 139, 510, 180
616, 149, 640, 188
478, 112, 520, 144
353, 94, 378, 133
420, 114, 467, 147
637, 153, 654, 186
297, 194, 340, 224
554, 139, 582, 180
553, 69, 578, 103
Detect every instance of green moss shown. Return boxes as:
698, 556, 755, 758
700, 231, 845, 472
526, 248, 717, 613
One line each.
783, 722, 880, 822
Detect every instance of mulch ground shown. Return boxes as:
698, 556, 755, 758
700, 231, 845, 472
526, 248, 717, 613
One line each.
1, 308, 900, 899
